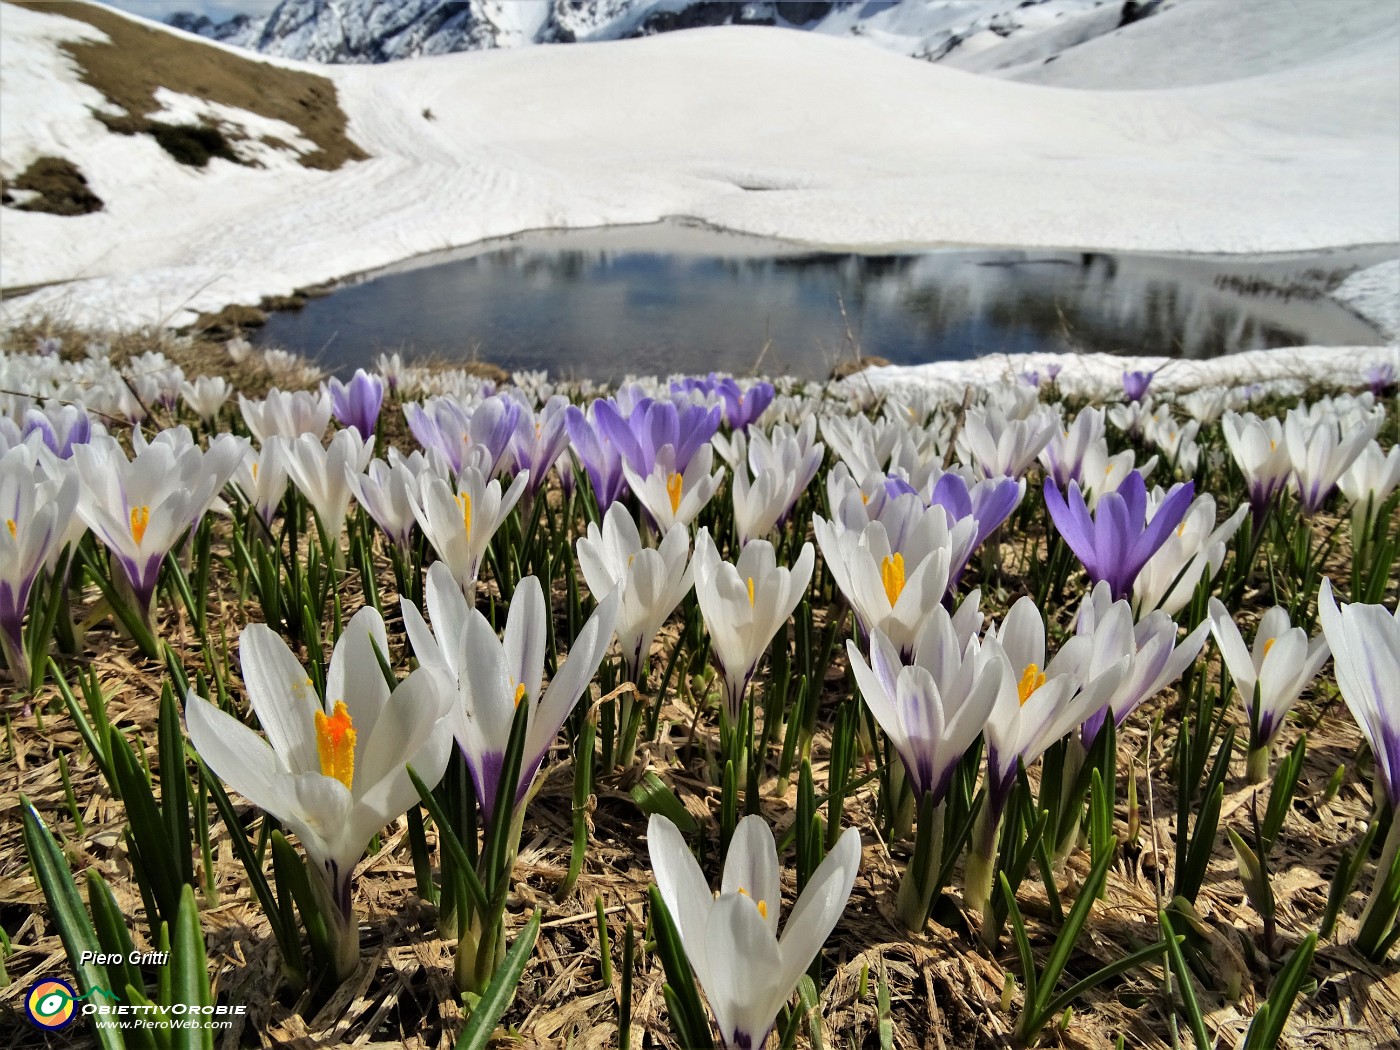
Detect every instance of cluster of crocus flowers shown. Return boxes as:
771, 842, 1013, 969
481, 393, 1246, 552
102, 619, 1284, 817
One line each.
405, 394, 520, 478
648, 814, 860, 1050
185, 608, 455, 980
239, 387, 332, 443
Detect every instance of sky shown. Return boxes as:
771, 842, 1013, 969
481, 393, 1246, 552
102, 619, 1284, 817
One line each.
99, 0, 277, 22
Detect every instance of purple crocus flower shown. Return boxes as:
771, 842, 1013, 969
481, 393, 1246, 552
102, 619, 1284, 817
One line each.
22, 405, 92, 459
596, 397, 720, 476
404, 394, 520, 477
717, 377, 774, 430
565, 403, 628, 509
328, 369, 385, 438
1122, 370, 1155, 402
671, 374, 774, 431
509, 395, 571, 502
929, 473, 1025, 583
1019, 370, 1041, 388
1044, 470, 1195, 601
1365, 362, 1397, 398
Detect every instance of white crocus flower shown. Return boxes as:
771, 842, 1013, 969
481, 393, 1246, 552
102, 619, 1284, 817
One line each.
957, 406, 1058, 479
346, 454, 426, 551
1318, 577, 1400, 943
185, 607, 454, 979
73, 433, 229, 626
731, 460, 791, 547
284, 429, 375, 551
1, 445, 79, 683
410, 465, 527, 597
1208, 598, 1329, 782
746, 420, 823, 525
813, 504, 975, 661
626, 444, 724, 535
180, 375, 232, 424
1075, 581, 1209, 747
1284, 407, 1379, 517
648, 813, 861, 1050
1222, 412, 1293, 516
239, 388, 333, 444
1338, 440, 1400, 537
1038, 406, 1105, 490
1179, 388, 1230, 425
1078, 440, 1157, 508
1133, 494, 1248, 617
964, 597, 1128, 919
847, 606, 997, 805
402, 563, 620, 820
231, 435, 290, 528
576, 503, 693, 682
693, 528, 815, 721
821, 413, 898, 479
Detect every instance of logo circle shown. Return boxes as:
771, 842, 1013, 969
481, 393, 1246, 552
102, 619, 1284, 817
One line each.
26, 979, 78, 1030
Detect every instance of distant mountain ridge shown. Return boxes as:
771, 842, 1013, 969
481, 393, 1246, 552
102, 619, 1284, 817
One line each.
165, 0, 1132, 66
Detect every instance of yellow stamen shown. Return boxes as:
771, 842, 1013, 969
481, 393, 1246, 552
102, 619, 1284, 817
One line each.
1017, 664, 1046, 706
315, 700, 356, 790
861, 492, 870, 505
1177, 521, 1187, 536
514, 682, 527, 707
880, 553, 906, 607
1262, 638, 1276, 657
746, 577, 755, 607
251, 462, 259, 480
666, 472, 684, 515
129, 506, 150, 545
737, 886, 769, 919
456, 492, 472, 537
5, 519, 15, 539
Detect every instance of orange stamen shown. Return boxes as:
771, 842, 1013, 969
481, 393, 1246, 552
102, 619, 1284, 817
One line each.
315, 700, 356, 790
129, 506, 150, 545
880, 553, 906, 607
1017, 664, 1046, 706
666, 472, 684, 515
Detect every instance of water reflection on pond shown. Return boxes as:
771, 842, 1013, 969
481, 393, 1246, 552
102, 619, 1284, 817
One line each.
253, 223, 1394, 380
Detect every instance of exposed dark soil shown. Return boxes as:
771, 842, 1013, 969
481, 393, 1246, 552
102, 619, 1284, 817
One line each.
10, 0, 368, 171
2, 156, 103, 215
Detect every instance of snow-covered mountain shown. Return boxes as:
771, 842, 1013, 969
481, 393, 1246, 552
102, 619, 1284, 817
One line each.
167, 0, 1129, 65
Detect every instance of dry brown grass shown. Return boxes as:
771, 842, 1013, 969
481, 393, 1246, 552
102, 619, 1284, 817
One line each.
8, 0, 367, 171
